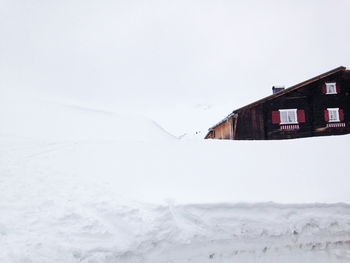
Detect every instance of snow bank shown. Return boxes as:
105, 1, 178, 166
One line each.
0, 190, 350, 263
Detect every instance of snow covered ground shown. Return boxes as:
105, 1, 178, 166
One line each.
1, 94, 350, 262
2, 0, 350, 260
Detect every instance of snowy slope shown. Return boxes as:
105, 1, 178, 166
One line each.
1, 94, 350, 262
2, 134, 349, 204
0, 92, 175, 141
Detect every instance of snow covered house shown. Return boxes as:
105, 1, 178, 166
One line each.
205, 66, 350, 140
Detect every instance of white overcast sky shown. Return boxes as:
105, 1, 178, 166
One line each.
1, 0, 350, 109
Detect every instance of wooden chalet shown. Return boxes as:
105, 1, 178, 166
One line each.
205, 66, 350, 140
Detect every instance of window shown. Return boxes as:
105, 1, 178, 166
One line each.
327, 108, 340, 122
272, 109, 306, 124
326, 83, 337, 94
324, 108, 344, 122
279, 109, 297, 124
322, 82, 340, 94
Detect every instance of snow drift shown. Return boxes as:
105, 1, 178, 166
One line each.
0, 92, 175, 141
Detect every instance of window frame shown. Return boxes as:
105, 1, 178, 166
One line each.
327, 108, 340, 122
279, 109, 298, 124
326, 82, 337, 94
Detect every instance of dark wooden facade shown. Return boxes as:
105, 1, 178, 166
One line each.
205, 67, 350, 140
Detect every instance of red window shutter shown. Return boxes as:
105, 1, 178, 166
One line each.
297, 110, 305, 123
339, 109, 344, 121
324, 110, 329, 122
336, 83, 341, 94
272, 111, 280, 124
322, 84, 326, 94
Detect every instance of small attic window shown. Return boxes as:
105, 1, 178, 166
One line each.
326, 83, 337, 94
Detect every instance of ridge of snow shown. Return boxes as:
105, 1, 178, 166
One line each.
0, 93, 176, 141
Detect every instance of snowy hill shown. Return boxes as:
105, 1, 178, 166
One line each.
1, 94, 350, 262
0, 92, 175, 141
